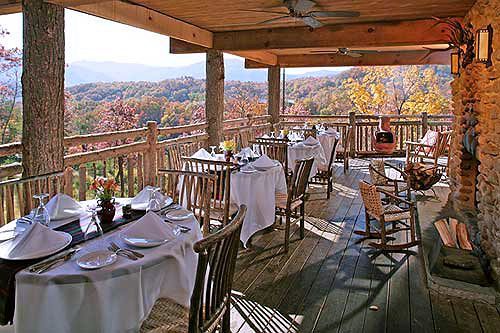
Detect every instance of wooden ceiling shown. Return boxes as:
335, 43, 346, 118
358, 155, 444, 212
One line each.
0, 0, 476, 67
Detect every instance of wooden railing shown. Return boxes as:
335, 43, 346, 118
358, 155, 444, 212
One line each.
279, 112, 453, 157
0, 115, 273, 224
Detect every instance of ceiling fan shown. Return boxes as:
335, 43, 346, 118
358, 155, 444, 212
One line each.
241, 0, 360, 29
310, 48, 380, 57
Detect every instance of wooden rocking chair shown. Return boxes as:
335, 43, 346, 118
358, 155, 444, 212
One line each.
368, 160, 411, 200
405, 130, 452, 168
356, 181, 419, 251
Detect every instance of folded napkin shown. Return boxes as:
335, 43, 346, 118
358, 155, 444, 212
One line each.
191, 148, 213, 160
130, 186, 167, 210
236, 147, 258, 159
123, 211, 176, 240
325, 128, 339, 135
261, 134, 270, 139
45, 194, 83, 220
252, 154, 276, 169
3, 222, 69, 259
304, 136, 320, 146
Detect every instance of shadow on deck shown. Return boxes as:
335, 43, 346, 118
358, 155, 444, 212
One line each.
229, 159, 500, 333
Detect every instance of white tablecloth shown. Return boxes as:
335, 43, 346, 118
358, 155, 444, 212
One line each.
13, 206, 202, 333
288, 142, 327, 179
230, 165, 287, 247
317, 133, 340, 170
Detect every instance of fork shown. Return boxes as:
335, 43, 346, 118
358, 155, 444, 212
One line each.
107, 244, 138, 260
110, 241, 144, 258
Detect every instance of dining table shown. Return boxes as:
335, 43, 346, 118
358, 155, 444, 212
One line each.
287, 140, 327, 179
0, 198, 202, 333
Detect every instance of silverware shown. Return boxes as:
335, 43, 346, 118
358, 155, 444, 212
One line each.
108, 244, 138, 260
36, 251, 76, 274
162, 219, 191, 233
29, 248, 79, 273
110, 241, 144, 258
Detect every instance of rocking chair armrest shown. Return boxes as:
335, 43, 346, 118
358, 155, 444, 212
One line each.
404, 141, 434, 148
384, 162, 407, 177
376, 188, 414, 206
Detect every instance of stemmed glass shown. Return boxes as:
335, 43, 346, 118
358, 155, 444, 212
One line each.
33, 193, 50, 226
84, 206, 103, 241
146, 187, 162, 213
209, 146, 217, 158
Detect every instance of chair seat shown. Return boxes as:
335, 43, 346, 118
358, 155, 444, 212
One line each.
210, 203, 239, 221
376, 184, 409, 193
141, 298, 189, 333
383, 204, 411, 222
275, 192, 302, 210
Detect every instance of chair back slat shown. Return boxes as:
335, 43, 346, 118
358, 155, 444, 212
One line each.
359, 181, 384, 217
326, 138, 339, 172
238, 129, 255, 149
288, 158, 314, 205
303, 128, 317, 139
158, 169, 215, 235
250, 140, 289, 174
369, 160, 388, 185
189, 205, 246, 333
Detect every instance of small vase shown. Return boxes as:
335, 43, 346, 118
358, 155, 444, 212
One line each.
224, 150, 233, 162
97, 198, 116, 224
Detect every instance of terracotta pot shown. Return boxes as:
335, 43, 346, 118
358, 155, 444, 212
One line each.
97, 198, 116, 224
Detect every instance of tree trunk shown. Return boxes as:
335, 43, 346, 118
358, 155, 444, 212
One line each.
206, 50, 224, 146
21, 0, 65, 177
268, 66, 281, 124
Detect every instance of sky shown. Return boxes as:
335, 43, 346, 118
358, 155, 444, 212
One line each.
0, 10, 340, 75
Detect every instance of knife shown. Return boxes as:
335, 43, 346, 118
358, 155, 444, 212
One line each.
29, 248, 79, 273
36, 251, 77, 274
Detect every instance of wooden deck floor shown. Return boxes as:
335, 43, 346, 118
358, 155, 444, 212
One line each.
229, 159, 500, 333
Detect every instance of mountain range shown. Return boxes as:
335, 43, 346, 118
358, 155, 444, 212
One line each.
65, 58, 347, 86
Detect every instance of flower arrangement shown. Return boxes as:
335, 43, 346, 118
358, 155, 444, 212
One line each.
220, 140, 236, 152
89, 177, 120, 201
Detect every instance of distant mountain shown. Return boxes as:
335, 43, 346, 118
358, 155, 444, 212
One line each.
65, 58, 346, 86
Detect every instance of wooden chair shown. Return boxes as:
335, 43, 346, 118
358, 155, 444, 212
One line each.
238, 128, 255, 148
250, 139, 290, 179
275, 158, 314, 252
302, 128, 317, 139
356, 181, 419, 251
368, 160, 410, 200
158, 169, 215, 235
165, 143, 183, 170
405, 130, 452, 168
141, 205, 247, 333
182, 157, 238, 229
309, 137, 339, 199
336, 126, 353, 173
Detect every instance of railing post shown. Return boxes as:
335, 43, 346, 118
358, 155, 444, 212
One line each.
143, 121, 158, 186
422, 112, 429, 135
63, 167, 73, 197
348, 111, 357, 157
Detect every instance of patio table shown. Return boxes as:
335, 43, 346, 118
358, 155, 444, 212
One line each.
288, 141, 327, 179
8, 199, 202, 333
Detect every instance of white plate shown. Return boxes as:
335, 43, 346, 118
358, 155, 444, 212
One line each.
122, 236, 169, 248
0, 231, 72, 261
77, 250, 117, 270
164, 209, 194, 221
131, 197, 173, 211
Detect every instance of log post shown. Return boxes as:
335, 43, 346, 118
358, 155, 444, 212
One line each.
422, 112, 429, 135
21, 0, 65, 177
143, 121, 158, 186
348, 111, 357, 157
268, 66, 281, 125
78, 164, 87, 201
206, 50, 224, 146
63, 167, 73, 197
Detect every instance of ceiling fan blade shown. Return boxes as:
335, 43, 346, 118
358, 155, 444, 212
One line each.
347, 52, 363, 58
310, 50, 340, 54
240, 9, 289, 15
302, 16, 323, 29
290, 0, 316, 13
310, 10, 361, 18
349, 50, 380, 54
258, 16, 292, 25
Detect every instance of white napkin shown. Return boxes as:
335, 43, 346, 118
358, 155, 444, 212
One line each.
191, 148, 213, 160
130, 186, 167, 210
7, 222, 69, 258
261, 134, 270, 139
304, 136, 319, 146
123, 211, 176, 240
252, 154, 276, 169
325, 128, 339, 135
45, 194, 83, 220
236, 147, 258, 159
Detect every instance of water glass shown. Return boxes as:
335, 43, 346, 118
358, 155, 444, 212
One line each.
209, 146, 217, 157
84, 206, 103, 241
146, 187, 162, 213
33, 193, 50, 226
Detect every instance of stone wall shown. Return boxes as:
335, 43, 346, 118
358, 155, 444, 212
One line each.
449, 0, 500, 285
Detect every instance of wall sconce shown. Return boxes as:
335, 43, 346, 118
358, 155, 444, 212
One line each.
475, 25, 493, 67
451, 51, 460, 75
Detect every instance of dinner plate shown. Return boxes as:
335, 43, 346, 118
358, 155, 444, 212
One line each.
122, 236, 169, 248
131, 197, 173, 211
164, 209, 194, 221
77, 250, 117, 270
0, 231, 72, 261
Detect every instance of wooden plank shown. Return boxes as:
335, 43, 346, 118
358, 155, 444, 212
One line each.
474, 302, 500, 333
73, 0, 213, 47
430, 291, 459, 332
0, 1, 21, 14
245, 50, 450, 68
214, 19, 458, 51
451, 298, 483, 333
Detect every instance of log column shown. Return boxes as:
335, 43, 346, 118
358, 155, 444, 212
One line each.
205, 50, 224, 146
268, 66, 281, 124
22, 0, 65, 177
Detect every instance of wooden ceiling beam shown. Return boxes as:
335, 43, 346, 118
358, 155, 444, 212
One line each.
0, 0, 21, 14
245, 51, 451, 68
47, 0, 108, 6
214, 18, 458, 51
71, 0, 213, 48
169, 37, 277, 66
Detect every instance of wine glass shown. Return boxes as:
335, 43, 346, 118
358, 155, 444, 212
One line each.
146, 187, 162, 213
84, 206, 103, 241
33, 193, 50, 226
209, 146, 217, 158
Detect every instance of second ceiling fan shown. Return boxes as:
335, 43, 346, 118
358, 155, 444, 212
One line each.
242, 0, 360, 29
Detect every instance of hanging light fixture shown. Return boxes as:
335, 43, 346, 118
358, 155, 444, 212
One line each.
450, 51, 460, 75
475, 25, 493, 67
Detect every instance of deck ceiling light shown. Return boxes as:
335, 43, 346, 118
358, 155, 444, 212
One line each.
475, 25, 493, 67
